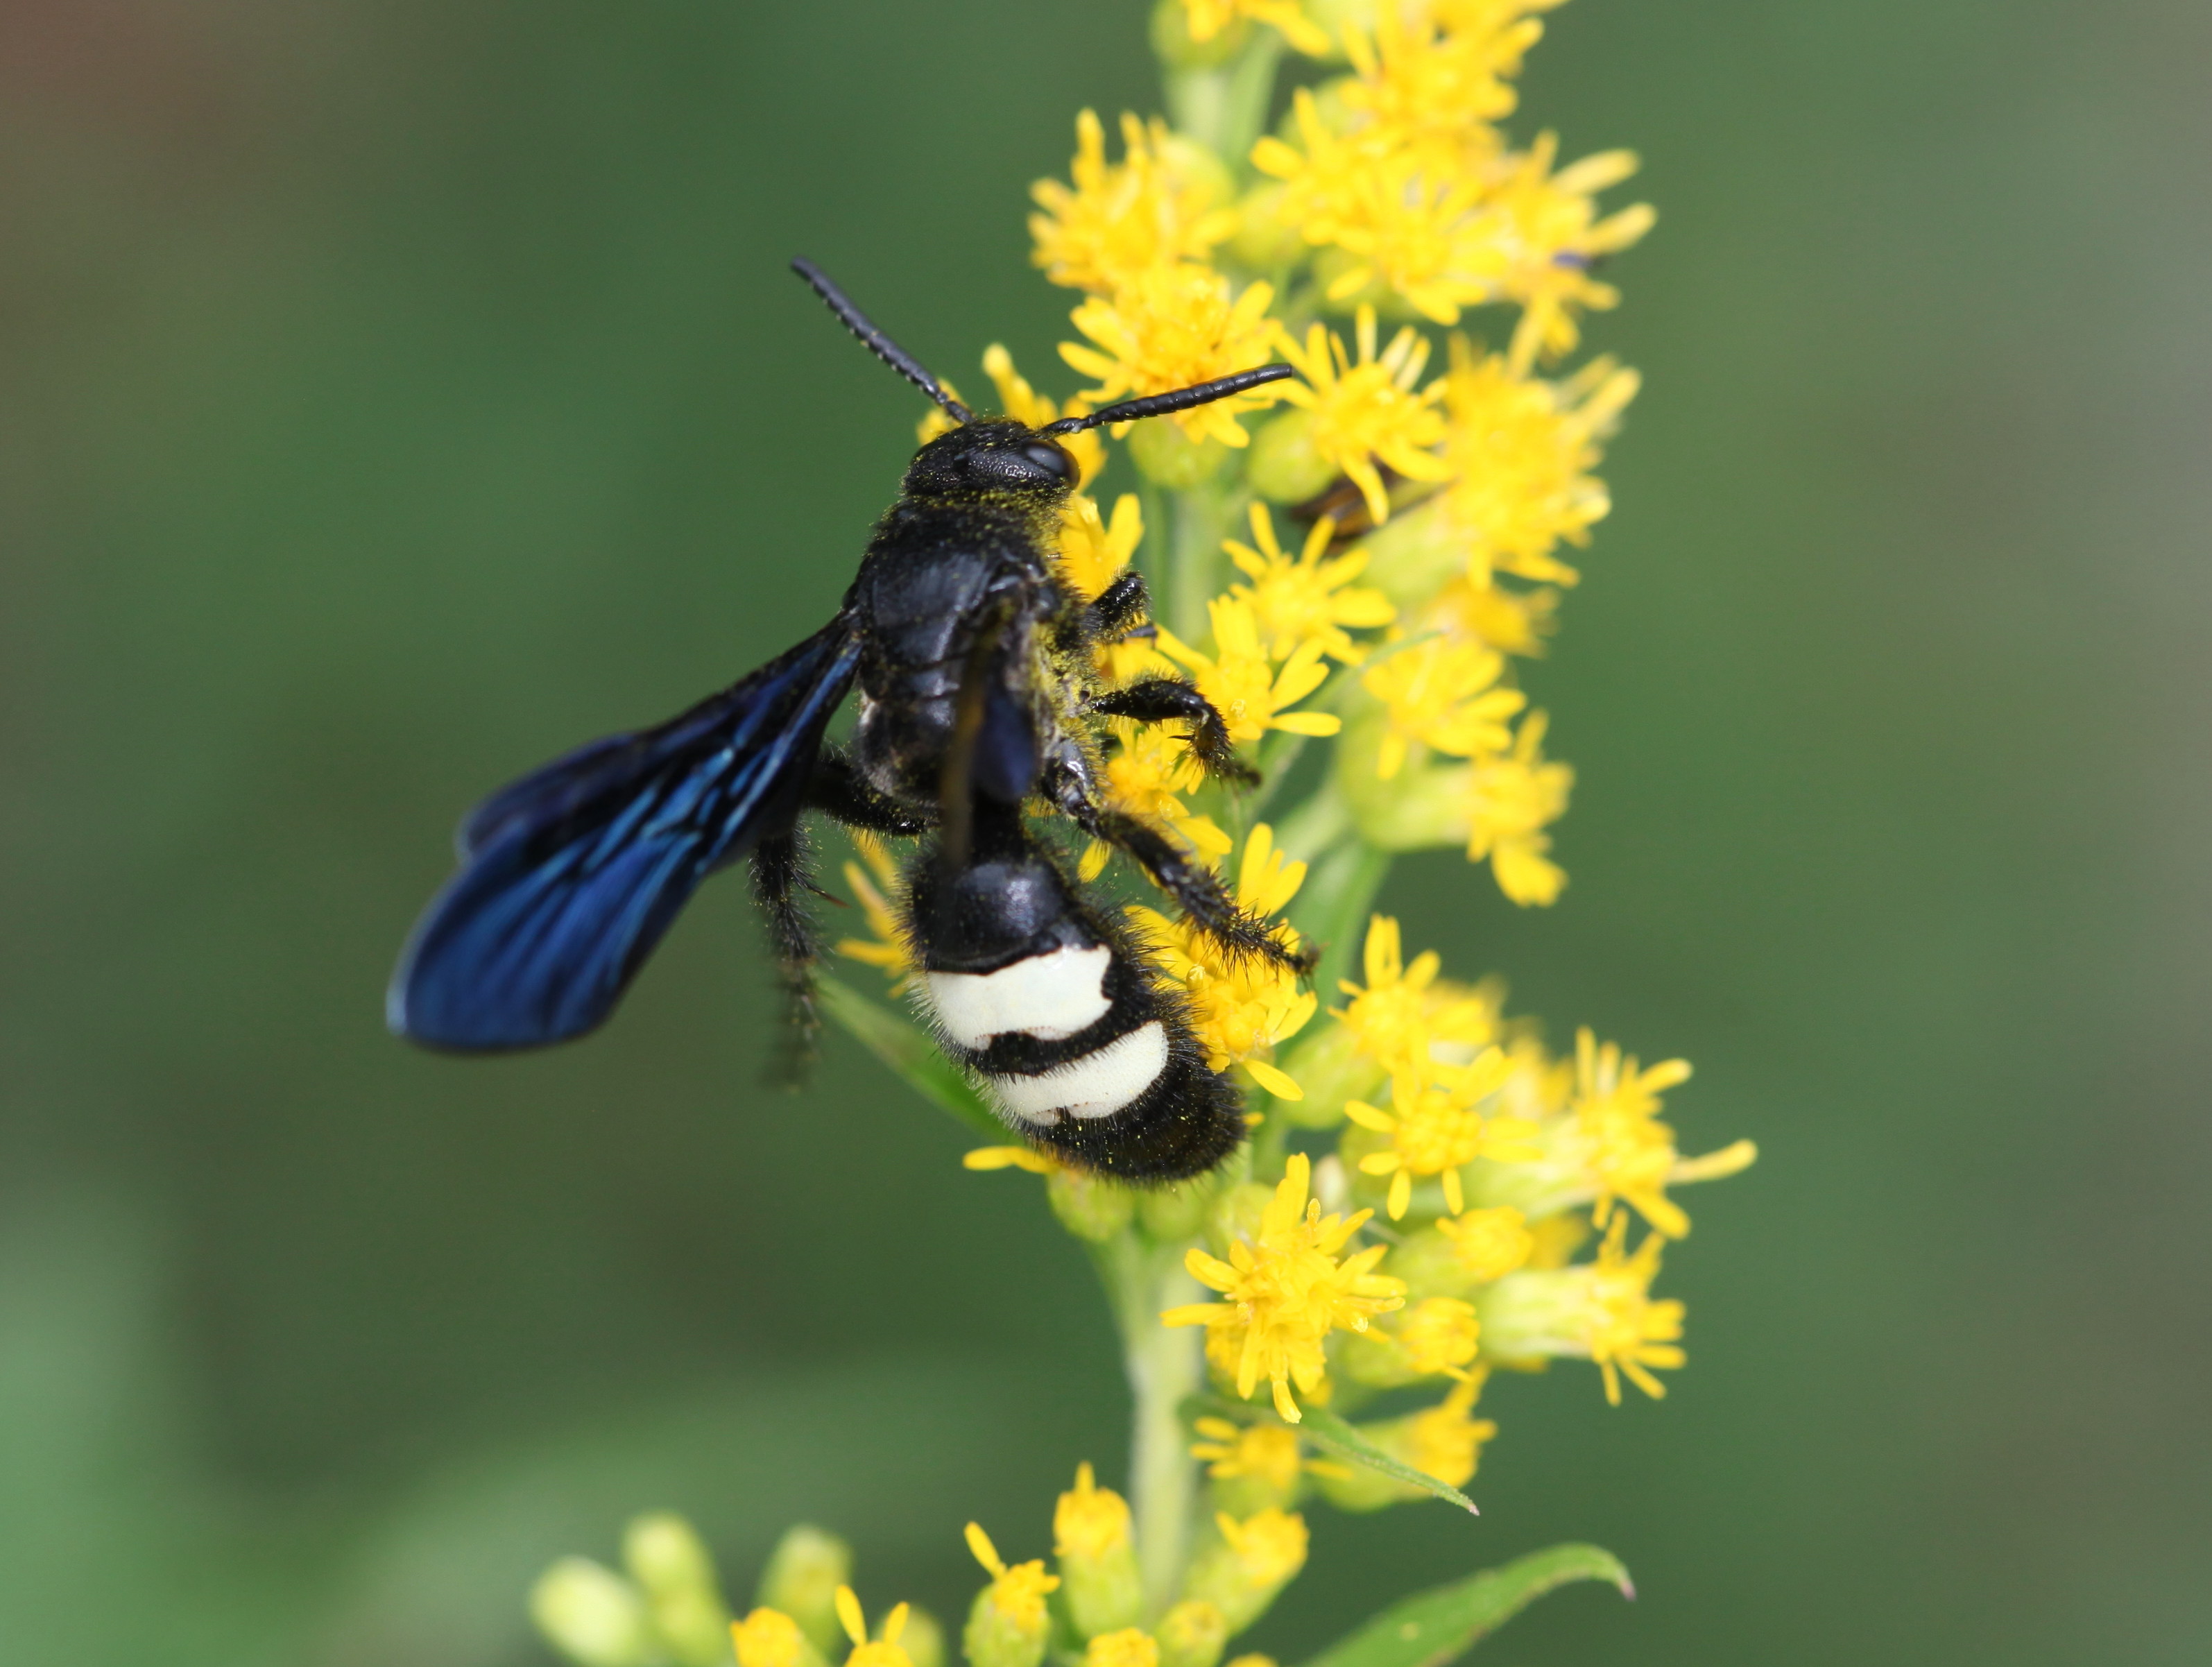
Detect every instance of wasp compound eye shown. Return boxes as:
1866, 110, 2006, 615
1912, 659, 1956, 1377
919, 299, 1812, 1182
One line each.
1019, 441, 1074, 481
965, 444, 1068, 488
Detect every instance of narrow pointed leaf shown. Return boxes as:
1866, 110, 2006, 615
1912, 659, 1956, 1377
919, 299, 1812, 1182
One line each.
1297, 1404, 1478, 1514
816, 974, 1002, 1140
1299, 1544, 1633, 1667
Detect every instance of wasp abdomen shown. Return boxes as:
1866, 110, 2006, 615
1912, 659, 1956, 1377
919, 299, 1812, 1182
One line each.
904, 817, 1244, 1181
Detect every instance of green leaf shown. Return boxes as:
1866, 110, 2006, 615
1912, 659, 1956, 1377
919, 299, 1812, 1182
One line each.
1296, 1404, 1478, 1515
1298, 1544, 1634, 1667
815, 975, 1003, 1141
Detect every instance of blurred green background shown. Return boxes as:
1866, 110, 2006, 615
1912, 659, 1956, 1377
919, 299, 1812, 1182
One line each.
4, 1, 2208, 1662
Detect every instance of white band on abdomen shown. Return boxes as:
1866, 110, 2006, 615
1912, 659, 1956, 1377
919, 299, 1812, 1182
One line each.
925, 944, 1114, 1048
985, 1022, 1169, 1125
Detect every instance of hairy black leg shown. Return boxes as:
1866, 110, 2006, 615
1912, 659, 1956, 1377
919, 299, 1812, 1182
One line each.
749, 829, 823, 1086
807, 748, 933, 835
1089, 678, 1260, 787
1042, 766, 1311, 974
1086, 570, 1152, 641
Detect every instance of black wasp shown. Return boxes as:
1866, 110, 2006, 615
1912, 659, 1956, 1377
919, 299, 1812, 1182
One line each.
389, 259, 1307, 1180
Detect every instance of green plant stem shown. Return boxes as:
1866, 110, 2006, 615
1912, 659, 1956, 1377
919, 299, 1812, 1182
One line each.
1274, 783, 1351, 860
1096, 1233, 1206, 1623
1167, 481, 1236, 642
1164, 34, 1283, 169
1299, 838, 1394, 1002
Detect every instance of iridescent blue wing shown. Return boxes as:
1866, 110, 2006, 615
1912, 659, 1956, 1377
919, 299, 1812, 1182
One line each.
389, 618, 862, 1050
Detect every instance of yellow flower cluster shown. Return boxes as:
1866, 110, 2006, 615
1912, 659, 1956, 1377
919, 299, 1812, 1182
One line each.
1146, 914, 1751, 1451
1165, 1152, 1403, 1422
815, 0, 1753, 1609
1251, 4, 1652, 361
540, 11, 1746, 1667
536, 1488, 1301, 1667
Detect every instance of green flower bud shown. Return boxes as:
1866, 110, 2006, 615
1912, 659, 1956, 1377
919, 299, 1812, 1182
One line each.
1151, 0, 1251, 67
1178, 1510, 1308, 1634
961, 1522, 1058, 1667
1297, 0, 1375, 58
1192, 1416, 1308, 1517
1244, 410, 1333, 505
1157, 1601, 1230, 1667
1054, 1465, 1142, 1639
1228, 184, 1306, 271
1385, 1226, 1482, 1299
623, 1512, 730, 1666
1310, 247, 1403, 319
1138, 1165, 1226, 1242
1206, 1181, 1276, 1255
900, 1606, 948, 1667
1471, 1267, 1588, 1365
756, 1525, 853, 1656
1272, 1023, 1378, 1129
530, 1557, 655, 1667
1160, 132, 1237, 214
1359, 499, 1466, 612
1049, 1165, 1137, 1242
734, 1607, 832, 1667
1336, 1320, 1421, 1389
1129, 418, 1231, 489
1335, 709, 1468, 851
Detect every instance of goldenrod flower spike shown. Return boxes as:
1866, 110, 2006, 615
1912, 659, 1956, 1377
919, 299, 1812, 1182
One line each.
1584, 1217, 1685, 1405
1061, 266, 1283, 447
963, 1523, 1059, 1667
1570, 1026, 1695, 1238
1182, 1510, 1310, 1634
1360, 637, 1526, 780
1345, 1054, 1524, 1221
1269, 307, 1452, 525
1225, 503, 1396, 664
1190, 1419, 1299, 1490
1439, 337, 1638, 588
1487, 133, 1655, 372
1338, 11, 1534, 169
1164, 1153, 1405, 1423
1332, 915, 1448, 1084
1055, 1463, 1141, 1639
1475, 1214, 1686, 1405
1390, 1296, 1482, 1379
1155, 597, 1341, 744
1031, 110, 1238, 295
1461, 708, 1574, 904
1434, 1206, 1535, 1284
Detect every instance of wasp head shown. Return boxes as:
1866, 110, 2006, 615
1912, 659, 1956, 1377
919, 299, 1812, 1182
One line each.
901, 420, 1078, 505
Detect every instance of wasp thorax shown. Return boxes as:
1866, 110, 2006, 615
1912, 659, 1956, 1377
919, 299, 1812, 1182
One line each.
901, 421, 1077, 502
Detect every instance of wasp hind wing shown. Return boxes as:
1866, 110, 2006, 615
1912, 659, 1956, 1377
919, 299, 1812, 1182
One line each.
390, 619, 862, 1051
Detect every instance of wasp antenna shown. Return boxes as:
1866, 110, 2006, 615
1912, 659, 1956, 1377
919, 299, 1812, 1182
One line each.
791, 257, 973, 424
1043, 364, 1296, 435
